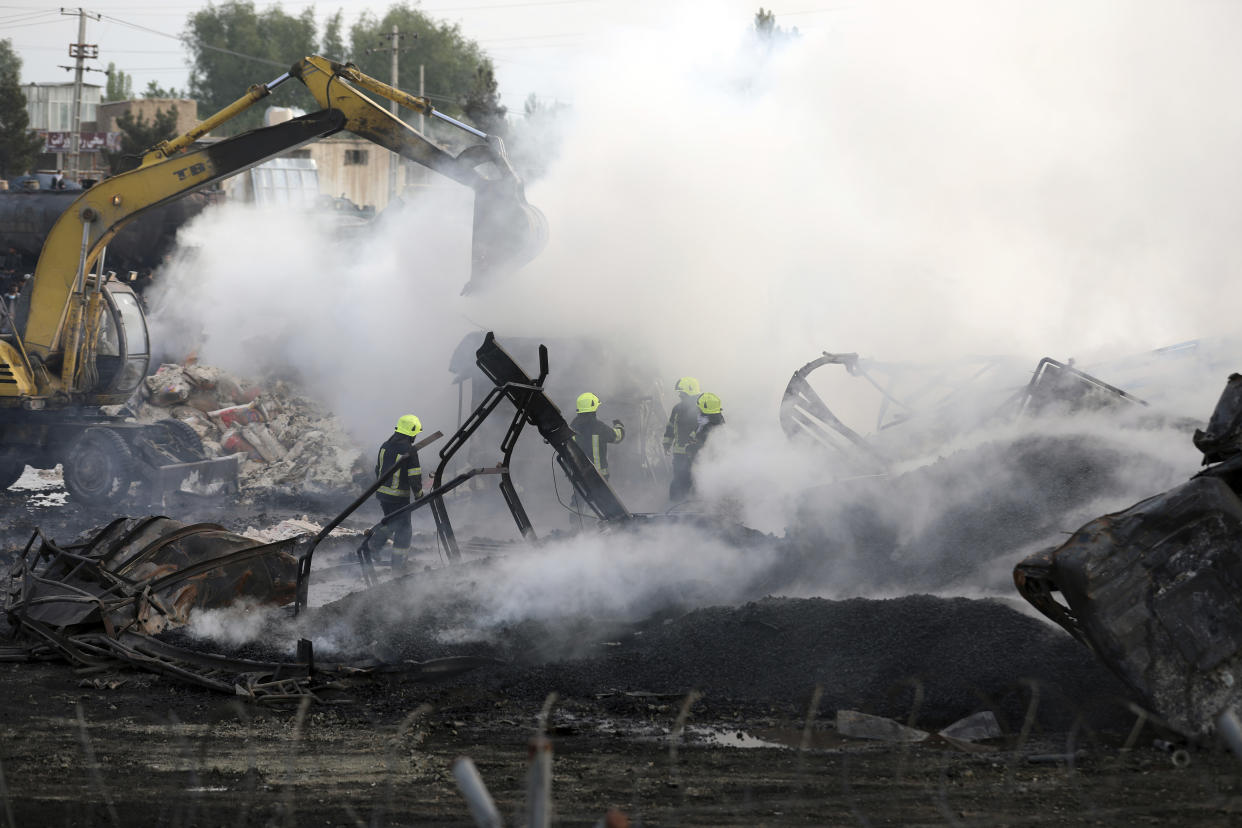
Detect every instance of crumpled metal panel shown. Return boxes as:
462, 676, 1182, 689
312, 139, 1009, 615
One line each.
1015, 476, 1242, 737
5, 516, 301, 637
2, 516, 496, 701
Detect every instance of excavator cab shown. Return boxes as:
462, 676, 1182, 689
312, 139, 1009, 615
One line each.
93, 280, 149, 400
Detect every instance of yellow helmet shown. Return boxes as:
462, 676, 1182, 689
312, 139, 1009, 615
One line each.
395, 414, 422, 436
576, 392, 601, 413
697, 392, 722, 415
675, 376, 701, 395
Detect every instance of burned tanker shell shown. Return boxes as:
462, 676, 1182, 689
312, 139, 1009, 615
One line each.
5, 516, 300, 637
1016, 475, 1242, 738
0, 190, 214, 271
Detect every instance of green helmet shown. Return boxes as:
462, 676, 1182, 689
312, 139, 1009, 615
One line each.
576, 392, 601, 413
395, 414, 422, 436
675, 376, 701, 395
697, 392, 722, 415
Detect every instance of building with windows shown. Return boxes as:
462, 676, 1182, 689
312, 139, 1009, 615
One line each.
262, 107, 435, 212
21, 81, 108, 181
23, 81, 100, 132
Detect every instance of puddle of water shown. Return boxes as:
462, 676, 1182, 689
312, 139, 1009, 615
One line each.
687, 726, 786, 749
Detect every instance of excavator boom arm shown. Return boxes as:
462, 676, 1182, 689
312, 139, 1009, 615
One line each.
19, 56, 545, 375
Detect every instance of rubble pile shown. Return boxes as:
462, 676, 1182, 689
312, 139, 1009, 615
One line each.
125, 361, 367, 497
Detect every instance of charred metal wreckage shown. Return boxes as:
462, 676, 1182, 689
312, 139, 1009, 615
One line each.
1, 516, 489, 701
1016, 373, 1242, 739
294, 331, 634, 607
3, 334, 630, 699
780, 351, 1148, 468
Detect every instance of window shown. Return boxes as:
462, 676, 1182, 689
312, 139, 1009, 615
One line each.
344, 149, 368, 166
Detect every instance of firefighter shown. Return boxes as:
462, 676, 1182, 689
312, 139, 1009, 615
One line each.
374, 414, 423, 570
571, 392, 625, 477
687, 392, 725, 494
568, 392, 624, 527
663, 376, 701, 502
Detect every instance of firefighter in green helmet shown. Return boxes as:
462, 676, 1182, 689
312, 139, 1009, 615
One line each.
374, 414, 423, 570
680, 392, 724, 498
571, 392, 625, 478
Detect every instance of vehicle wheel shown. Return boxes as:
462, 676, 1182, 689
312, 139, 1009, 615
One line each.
64, 427, 136, 506
0, 455, 25, 490
154, 418, 205, 458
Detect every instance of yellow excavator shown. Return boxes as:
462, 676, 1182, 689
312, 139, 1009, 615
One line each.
0, 55, 547, 505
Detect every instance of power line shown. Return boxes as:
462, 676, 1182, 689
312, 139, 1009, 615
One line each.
488, 41, 597, 50
425, 0, 604, 11
478, 32, 586, 42
3, 17, 65, 30
0, 9, 57, 23
99, 13, 286, 68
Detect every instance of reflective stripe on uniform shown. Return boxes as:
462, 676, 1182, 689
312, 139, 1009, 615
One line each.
377, 447, 411, 497
592, 434, 601, 471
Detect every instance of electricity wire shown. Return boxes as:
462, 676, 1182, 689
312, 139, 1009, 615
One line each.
98, 13, 287, 68
425, 0, 604, 11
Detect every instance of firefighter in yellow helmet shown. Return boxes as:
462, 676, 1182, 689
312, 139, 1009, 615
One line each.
686, 392, 725, 494
663, 376, 701, 502
374, 414, 423, 570
571, 392, 625, 478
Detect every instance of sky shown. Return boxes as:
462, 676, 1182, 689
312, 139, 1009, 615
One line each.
4, 0, 832, 110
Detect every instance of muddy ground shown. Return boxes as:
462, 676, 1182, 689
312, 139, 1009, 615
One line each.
5, 459, 1242, 826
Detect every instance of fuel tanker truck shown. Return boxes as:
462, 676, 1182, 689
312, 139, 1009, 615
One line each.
0, 56, 547, 505
0, 190, 214, 277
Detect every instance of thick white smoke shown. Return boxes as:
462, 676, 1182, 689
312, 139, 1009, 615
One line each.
151, 1, 1242, 632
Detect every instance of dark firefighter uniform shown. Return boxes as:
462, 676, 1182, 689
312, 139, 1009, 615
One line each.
686, 392, 725, 495
571, 411, 625, 478
664, 377, 702, 502
375, 416, 423, 568
568, 393, 624, 528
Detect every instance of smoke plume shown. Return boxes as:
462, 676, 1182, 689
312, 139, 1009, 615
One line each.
149, 1, 1242, 638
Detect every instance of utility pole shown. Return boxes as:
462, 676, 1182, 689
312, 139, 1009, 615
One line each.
60, 8, 100, 185
368, 25, 413, 203
419, 64, 425, 134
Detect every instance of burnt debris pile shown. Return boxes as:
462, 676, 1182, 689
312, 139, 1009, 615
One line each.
123, 361, 367, 498
781, 430, 1186, 595
304, 578, 1130, 731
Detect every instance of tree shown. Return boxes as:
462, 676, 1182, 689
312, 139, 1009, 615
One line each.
0, 40, 43, 179
184, 1, 318, 135
321, 9, 346, 61
508, 93, 569, 182
104, 63, 134, 102
143, 79, 183, 99
103, 107, 180, 174
462, 62, 506, 137
182, 2, 498, 137
348, 3, 493, 125
753, 7, 799, 46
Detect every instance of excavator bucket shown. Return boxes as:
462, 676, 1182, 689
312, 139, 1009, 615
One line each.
470, 181, 548, 290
